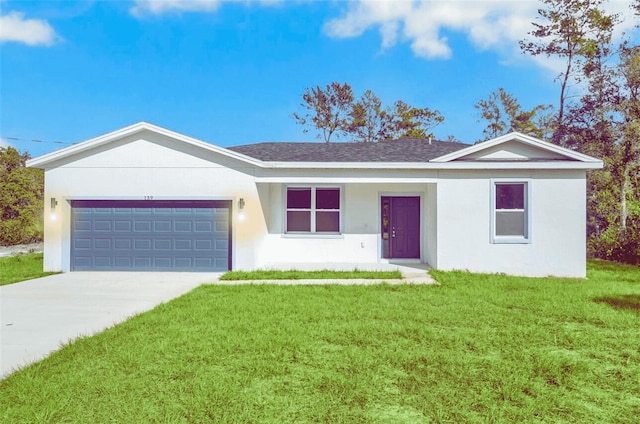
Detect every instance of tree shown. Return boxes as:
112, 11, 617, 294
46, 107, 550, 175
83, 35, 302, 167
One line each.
0, 147, 44, 245
562, 10, 639, 264
614, 46, 640, 237
519, 0, 640, 264
291, 82, 355, 143
347, 90, 390, 143
520, 0, 618, 146
474, 88, 552, 141
385, 100, 444, 140
293, 82, 444, 143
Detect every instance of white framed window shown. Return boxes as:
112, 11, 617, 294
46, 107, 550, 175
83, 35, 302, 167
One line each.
286, 186, 341, 234
491, 179, 531, 244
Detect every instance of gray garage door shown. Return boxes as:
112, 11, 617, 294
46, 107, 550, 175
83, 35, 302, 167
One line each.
71, 200, 231, 271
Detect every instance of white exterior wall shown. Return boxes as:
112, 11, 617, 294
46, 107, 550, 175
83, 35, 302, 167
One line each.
425, 184, 438, 269
37, 127, 593, 277
257, 183, 431, 267
41, 132, 438, 272
435, 169, 588, 277
42, 133, 266, 272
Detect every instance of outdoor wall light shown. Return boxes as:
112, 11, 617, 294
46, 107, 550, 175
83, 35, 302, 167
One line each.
238, 198, 247, 222
50, 198, 58, 221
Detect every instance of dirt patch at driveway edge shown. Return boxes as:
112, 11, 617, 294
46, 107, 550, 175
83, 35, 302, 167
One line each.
0, 243, 44, 258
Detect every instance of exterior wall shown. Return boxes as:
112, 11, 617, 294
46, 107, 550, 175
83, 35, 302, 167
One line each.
435, 169, 588, 277
42, 133, 266, 272
257, 183, 431, 267
425, 184, 438, 269
39, 129, 591, 277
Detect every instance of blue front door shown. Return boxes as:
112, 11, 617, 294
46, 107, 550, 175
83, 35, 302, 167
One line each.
381, 196, 420, 259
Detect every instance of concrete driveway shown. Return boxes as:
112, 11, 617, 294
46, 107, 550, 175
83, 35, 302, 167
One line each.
0, 272, 220, 379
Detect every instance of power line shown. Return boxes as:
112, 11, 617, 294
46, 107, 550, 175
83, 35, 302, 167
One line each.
3, 136, 75, 146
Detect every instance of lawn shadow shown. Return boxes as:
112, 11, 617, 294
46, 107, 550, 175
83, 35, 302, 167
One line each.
594, 294, 640, 312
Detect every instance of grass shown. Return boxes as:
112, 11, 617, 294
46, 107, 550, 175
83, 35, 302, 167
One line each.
220, 269, 403, 280
0, 253, 58, 286
1, 260, 639, 423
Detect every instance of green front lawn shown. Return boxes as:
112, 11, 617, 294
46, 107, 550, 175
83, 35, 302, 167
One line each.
1, 260, 638, 422
0, 253, 58, 286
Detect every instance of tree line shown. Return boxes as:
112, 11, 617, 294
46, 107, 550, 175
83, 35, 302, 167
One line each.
291, 0, 639, 264
291, 82, 444, 143
514, 0, 639, 264
0, 147, 43, 246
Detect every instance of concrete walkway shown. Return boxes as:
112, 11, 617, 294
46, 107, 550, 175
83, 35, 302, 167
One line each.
1, 264, 434, 379
243, 262, 436, 285
0, 272, 219, 378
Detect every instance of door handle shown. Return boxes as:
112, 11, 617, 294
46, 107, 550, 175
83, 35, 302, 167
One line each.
392, 227, 396, 238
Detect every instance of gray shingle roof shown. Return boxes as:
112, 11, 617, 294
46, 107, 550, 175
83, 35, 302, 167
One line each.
228, 137, 469, 162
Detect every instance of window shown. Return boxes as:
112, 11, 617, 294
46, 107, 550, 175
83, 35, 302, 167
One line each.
286, 187, 340, 233
491, 180, 530, 243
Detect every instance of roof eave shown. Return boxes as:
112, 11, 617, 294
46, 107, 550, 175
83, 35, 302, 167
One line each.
430, 131, 602, 164
26, 121, 264, 169
260, 160, 603, 170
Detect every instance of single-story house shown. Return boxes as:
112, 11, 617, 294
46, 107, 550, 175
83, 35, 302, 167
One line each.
27, 122, 603, 277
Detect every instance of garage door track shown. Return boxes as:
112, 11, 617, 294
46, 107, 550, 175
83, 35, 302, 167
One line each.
0, 272, 219, 378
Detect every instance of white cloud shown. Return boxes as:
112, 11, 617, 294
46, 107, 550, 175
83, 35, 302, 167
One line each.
324, 1, 539, 60
0, 11, 59, 46
0, 137, 11, 148
131, 0, 283, 16
323, 0, 640, 66
131, 0, 224, 16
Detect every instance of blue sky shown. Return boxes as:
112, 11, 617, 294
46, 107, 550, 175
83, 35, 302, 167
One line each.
1, 0, 638, 157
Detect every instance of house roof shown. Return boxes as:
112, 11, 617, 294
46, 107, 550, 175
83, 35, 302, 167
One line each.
26, 121, 263, 169
431, 132, 603, 164
227, 138, 469, 162
26, 122, 603, 171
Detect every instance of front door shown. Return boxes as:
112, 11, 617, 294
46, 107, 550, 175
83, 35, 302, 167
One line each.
381, 196, 420, 259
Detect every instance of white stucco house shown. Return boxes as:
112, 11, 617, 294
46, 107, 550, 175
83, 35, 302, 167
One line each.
27, 122, 603, 277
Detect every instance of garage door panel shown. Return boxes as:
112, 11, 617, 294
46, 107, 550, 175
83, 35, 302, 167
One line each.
154, 239, 172, 250
115, 257, 132, 267
174, 240, 192, 250
195, 240, 212, 250
154, 221, 172, 232
134, 257, 152, 268
74, 256, 92, 267
94, 238, 111, 249
115, 239, 131, 249
71, 200, 231, 271
195, 258, 214, 268
174, 221, 192, 232
195, 221, 213, 232
154, 257, 172, 268
74, 239, 92, 249
75, 220, 92, 231
94, 257, 112, 267
94, 221, 112, 232
134, 221, 152, 232
175, 258, 193, 268
134, 239, 152, 250
114, 220, 131, 231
